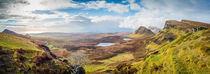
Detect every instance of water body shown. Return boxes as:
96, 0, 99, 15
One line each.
123, 38, 132, 41
97, 43, 116, 46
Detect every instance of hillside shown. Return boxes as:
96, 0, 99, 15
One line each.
129, 26, 155, 38
2, 29, 31, 39
0, 33, 39, 51
112, 20, 210, 73
0, 32, 74, 73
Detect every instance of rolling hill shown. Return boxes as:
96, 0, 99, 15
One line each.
0, 33, 39, 51
0, 32, 73, 73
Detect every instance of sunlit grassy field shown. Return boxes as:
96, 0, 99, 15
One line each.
84, 53, 134, 73
0, 33, 40, 51
132, 30, 210, 74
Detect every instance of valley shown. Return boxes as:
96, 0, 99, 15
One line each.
0, 20, 209, 74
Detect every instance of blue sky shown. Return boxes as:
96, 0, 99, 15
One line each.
0, 0, 210, 33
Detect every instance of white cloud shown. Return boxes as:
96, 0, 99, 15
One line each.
127, 0, 142, 10
2, 0, 210, 33
107, 3, 129, 13
90, 16, 124, 23
84, 1, 107, 10
6, 15, 131, 33
82, 1, 129, 13
21, 0, 80, 11
120, 0, 210, 29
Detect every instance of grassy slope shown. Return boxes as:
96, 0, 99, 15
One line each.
0, 33, 40, 51
0, 33, 72, 73
85, 53, 134, 73
132, 29, 210, 74
128, 33, 154, 39
146, 28, 187, 51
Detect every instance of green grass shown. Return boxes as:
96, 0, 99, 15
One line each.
146, 28, 187, 51
139, 30, 210, 74
101, 53, 134, 64
0, 33, 40, 51
84, 53, 134, 73
128, 33, 145, 38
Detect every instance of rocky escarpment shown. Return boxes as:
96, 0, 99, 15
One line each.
111, 20, 210, 74
148, 19, 210, 53
164, 20, 209, 32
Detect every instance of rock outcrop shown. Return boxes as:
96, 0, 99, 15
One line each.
129, 26, 155, 38
134, 26, 155, 35
164, 20, 210, 32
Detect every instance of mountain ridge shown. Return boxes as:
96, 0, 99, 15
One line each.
112, 19, 210, 73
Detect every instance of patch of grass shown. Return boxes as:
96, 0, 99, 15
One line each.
0, 33, 40, 51
84, 64, 107, 73
128, 33, 144, 38
85, 53, 134, 73
146, 28, 187, 51
101, 53, 134, 64
139, 30, 210, 74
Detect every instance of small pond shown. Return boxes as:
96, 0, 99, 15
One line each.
123, 38, 132, 41
97, 43, 116, 46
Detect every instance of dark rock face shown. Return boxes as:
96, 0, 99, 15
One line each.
135, 26, 155, 35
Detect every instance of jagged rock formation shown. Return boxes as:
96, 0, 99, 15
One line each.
134, 26, 155, 35
129, 26, 155, 38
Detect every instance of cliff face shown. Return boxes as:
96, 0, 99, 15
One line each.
113, 20, 210, 74
164, 20, 209, 32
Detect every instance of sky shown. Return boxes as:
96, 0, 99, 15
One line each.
0, 0, 210, 33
